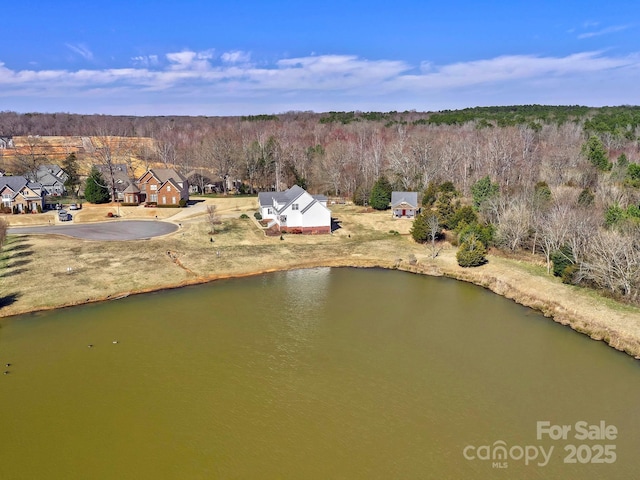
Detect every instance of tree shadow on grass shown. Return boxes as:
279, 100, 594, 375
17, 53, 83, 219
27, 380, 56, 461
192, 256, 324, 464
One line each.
3, 242, 33, 253
9, 250, 33, 259
0, 293, 20, 309
8, 259, 31, 269
1, 268, 27, 278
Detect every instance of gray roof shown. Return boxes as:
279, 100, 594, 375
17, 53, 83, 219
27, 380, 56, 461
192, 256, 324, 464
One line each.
0, 176, 42, 199
149, 168, 187, 184
0, 176, 29, 192
391, 191, 419, 208
95, 164, 134, 192
36, 170, 65, 186
259, 185, 307, 213
123, 183, 140, 193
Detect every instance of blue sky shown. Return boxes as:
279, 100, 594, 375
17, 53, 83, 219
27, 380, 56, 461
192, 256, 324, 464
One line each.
2, 0, 639, 115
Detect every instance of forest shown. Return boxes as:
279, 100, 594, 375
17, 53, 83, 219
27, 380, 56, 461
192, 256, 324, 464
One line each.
0, 105, 639, 302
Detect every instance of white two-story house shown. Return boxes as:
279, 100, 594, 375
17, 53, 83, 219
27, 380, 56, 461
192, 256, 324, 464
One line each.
258, 185, 331, 234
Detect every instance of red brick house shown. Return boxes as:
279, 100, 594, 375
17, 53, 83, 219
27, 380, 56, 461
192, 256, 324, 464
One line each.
137, 168, 189, 206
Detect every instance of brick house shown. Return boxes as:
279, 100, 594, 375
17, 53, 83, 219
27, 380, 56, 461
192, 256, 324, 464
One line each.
137, 168, 189, 206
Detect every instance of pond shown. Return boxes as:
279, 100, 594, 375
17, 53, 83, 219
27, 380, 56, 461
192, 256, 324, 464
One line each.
0, 267, 638, 478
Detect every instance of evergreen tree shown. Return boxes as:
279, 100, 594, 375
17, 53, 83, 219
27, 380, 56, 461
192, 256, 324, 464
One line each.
456, 235, 488, 267
369, 176, 392, 210
471, 176, 499, 210
62, 152, 81, 197
84, 167, 110, 204
582, 136, 612, 171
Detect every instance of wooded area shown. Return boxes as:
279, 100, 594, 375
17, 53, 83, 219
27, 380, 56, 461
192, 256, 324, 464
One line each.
1, 106, 639, 302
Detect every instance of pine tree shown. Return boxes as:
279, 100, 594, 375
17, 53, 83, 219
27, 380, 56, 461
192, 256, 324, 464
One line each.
62, 152, 81, 197
369, 176, 392, 210
84, 167, 110, 204
582, 136, 611, 171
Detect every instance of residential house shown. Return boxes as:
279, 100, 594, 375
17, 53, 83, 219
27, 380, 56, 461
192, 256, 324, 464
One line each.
137, 168, 189, 206
0, 137, 14, 150
391, 191, 420, 218
94, 164, 135, 201
0, 176, 44, 213
35, 164, 68, 196
258, 185, 331, 234
123, 183, 142, 204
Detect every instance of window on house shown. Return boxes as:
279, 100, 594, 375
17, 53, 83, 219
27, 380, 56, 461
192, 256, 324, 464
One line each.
150, 184, 157, 191
292, 203, 299, 210
167, 186, 171, 192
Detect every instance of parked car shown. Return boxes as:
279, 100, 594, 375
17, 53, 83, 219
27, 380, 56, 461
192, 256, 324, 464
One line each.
69, 203, 79, 210
58, 210, 72, 221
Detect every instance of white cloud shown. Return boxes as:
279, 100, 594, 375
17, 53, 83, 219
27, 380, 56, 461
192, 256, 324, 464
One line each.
577, 24, 630, 39
1, 49, 640, 114
65, 43, 94, 61
166, 50, 214, 70
221, 50, 251, 64
132, 55, 159, 68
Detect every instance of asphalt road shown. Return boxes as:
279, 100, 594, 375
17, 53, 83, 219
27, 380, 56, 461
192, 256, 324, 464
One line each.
7, 220, 178, 241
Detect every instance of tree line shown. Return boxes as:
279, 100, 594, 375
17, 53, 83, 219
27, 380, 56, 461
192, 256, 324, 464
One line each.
1, 107, 639, 302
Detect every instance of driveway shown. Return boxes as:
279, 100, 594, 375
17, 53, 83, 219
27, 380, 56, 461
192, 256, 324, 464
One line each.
7, 220, 178, 241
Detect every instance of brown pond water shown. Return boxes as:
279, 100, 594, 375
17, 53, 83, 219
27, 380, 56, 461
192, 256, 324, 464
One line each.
0, 267, 639, 479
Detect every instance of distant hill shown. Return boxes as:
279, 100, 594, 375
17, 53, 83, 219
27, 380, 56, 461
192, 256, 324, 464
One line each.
0, 135, 156, 176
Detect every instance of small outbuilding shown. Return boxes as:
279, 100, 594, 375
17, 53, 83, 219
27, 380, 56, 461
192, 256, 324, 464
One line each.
391, 191, 420, 218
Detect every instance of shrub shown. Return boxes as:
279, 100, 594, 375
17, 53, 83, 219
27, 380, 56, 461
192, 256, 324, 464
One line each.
36, 204, 42, 213
407, 253, 417, 265
561, 264, 579, 284
240, 213, 249, 219
449, 205, 477, 231
107, 212, 114, 218
456, 237, 487, 267
456, 221, 494, 248
551, 245, 574, 278
254, 212, 262, 220
577, 188, 594, 207
179, 199, 187, 207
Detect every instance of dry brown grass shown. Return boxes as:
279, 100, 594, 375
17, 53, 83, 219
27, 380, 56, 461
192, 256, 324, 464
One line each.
2, 198, 640, 359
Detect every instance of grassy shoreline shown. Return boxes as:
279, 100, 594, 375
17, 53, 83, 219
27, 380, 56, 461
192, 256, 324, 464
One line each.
2, 199, 640, 360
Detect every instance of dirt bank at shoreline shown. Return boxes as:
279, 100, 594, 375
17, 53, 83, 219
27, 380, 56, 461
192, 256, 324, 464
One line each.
1, 200, 639, 359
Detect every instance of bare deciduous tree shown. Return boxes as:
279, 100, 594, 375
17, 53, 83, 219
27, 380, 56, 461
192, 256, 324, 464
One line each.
205, 205, 221, 234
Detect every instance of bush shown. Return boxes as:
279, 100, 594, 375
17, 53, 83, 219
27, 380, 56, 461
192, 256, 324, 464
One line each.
551, 245, 574, 278
179, 199, 187, 207
254, 212, 262, 220
121, 203, 139, 207
36, 204, 42, 213
449, 206, 477, 231
240, 213, 249, 219
456, 237, 487, 267
456, 221, 494, 248
107, 212, 114, 218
